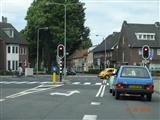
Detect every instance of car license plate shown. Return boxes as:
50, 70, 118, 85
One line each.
129, 85, 142, 89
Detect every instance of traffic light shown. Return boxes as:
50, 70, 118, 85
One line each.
57, 44, 65, 58
142, 45, 150, 59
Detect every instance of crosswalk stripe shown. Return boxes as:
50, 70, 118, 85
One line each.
84, 82, 91, 85
95, 83, 102, 86
72, 82, 80, 85
82, 115, 97, 120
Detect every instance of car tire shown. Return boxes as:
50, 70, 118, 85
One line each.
146, 94, 152, 101
112, 90, 115, 96
115, 91, 120, 100
109, 89, 112, 93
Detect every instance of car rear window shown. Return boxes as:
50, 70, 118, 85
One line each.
121, 67, 150, 78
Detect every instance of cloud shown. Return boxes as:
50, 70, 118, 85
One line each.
0, 0, 159, 45
1, 0, 33, 31
83, 0, 159, 45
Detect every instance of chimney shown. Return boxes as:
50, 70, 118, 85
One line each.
155, 22, 160, 27
2, 16, 7, 23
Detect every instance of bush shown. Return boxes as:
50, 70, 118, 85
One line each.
151, 71, 160, 76
0, 70, 15, 75
86, 68, 100, 74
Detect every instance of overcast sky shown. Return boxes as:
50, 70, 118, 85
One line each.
0, 0, 159, 45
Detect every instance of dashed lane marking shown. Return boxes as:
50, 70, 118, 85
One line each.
0, 99, 5, 102
91, 102, 101, 105
72, 82, 81, 85
95, 83, 102, 86
84, 82, 91, 85
82, 115, 97, 120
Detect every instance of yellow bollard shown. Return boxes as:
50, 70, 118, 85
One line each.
52, 72, 56, 84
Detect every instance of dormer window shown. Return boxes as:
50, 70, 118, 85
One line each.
135, 33, 155, 40
3, 28, 14, 38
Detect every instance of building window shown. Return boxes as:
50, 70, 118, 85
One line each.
8, 46, 11, 53
138, 49, 142, 55
8, 60, 11, 70
157, 49, 160, 55
3, 28, 14, 38
24, 48, 26, 55
12, 61, 15, 70
16, 61, 18, 70
135, 33, 155, 40
16, 47, 18, 53
12, 46, 15, 53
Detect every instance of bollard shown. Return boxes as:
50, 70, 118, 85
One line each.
52, 72, 56, 84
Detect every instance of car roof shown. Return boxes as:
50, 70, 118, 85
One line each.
120, 65, 146, 68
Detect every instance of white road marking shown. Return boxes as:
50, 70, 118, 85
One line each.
100, 85, 106, 97
96, 85, 103, 97
82, 115, 97, 120
72, 82, 80, 85
106, 83, 109, 86
13, 81, 27, 84
25, 82, 38, 84
91, 102, 101, 105
5, 84, 63, 99
0, 99, 5, 102
84, 82, 91, 85
50, 90, 80, 96
95, 83, 102, 86
40, 82, 52, 84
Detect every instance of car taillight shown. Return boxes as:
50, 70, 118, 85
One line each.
116, 83, 125, 88
145, 85, 154, 90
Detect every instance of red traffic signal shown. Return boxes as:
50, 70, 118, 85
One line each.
57, 44, 65, 58
142, 45, 150, 59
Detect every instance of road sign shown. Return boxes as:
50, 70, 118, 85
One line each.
52, 66, 57, 72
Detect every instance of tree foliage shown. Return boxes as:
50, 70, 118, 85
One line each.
21, 0, 92, 70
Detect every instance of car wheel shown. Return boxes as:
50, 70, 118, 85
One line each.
146, 94, 152, 101
115, 91, 120, 100
109, 89, 112, 93
112, 90, 115, 96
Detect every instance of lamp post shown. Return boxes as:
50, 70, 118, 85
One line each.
96, 34, 106, 69
46, 1, 84, 80
37, 27, 49, 75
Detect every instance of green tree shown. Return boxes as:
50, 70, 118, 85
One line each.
21, 0, 92, 71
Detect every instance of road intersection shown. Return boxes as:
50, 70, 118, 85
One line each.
0, 75, 160, 120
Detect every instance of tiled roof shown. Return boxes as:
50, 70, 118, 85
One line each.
122, 21, 160, 48
0, 22, 28, 45
70, 49, 88, 59
92, 32, 120, 53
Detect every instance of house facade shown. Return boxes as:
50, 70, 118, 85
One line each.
0, 17, 28, 71
92, 21, 160, 71
69, 49, 88, 72
117, 21, 160, 71
92, 32, 120, 69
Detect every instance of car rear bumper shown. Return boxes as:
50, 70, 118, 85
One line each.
115, 88, 154, 94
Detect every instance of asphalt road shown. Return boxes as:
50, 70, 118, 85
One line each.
0, 75, 160, 120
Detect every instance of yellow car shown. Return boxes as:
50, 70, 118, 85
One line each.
98, 68, 115, 79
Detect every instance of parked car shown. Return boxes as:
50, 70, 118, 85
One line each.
112, 65, 154, 101
108, 69, 117, 93
98, 68, 115, 79
66, 68, 76, 75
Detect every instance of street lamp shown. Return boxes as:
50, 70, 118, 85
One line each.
37, 27, 49, 75
46, 1, 84, 80
96, 34, 106, 69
